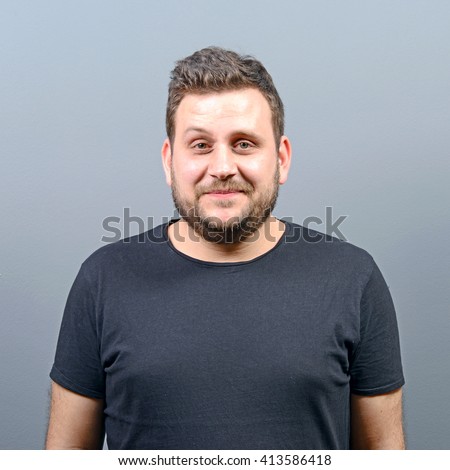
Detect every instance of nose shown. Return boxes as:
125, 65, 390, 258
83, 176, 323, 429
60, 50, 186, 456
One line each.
207, 144, 237, 180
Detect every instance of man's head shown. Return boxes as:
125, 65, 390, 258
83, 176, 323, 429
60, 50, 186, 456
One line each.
162, 47, 291, 244
166, 46, 285, 147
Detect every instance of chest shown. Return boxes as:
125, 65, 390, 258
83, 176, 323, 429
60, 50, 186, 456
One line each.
99, 268, 360, 399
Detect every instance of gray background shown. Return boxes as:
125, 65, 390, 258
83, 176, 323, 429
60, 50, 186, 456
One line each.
1, 0, 449, 450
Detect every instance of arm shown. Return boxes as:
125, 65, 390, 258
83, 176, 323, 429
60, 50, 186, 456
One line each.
45, 380, 105, 450
350, 387, 405, 449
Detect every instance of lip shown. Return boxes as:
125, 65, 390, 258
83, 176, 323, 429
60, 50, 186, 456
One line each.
205, 190, 243, 198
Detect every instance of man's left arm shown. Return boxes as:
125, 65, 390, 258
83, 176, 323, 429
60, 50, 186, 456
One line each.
350, 387, 405, 449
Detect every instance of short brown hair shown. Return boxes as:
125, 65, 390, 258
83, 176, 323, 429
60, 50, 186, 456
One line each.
166, 46, 284, 146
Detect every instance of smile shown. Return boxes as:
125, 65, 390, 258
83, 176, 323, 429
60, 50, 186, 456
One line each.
205, 191, 244, 198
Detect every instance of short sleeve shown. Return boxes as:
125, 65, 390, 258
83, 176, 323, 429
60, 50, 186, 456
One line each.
49, 263, 105, 398
349, 260, 405, 395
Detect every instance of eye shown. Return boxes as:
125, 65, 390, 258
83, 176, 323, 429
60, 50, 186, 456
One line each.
235, 140, 253, 150
191, 141, 211, 153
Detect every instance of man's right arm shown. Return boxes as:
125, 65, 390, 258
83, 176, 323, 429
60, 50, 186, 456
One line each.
45, 380, 105, 450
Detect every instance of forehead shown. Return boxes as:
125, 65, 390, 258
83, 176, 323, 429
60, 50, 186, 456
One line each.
175, 88, 272, 133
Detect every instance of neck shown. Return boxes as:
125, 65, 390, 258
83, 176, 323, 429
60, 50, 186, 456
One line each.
167, 215, 285, 263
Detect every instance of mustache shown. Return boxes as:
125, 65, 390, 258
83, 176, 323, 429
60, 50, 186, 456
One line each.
195, 181, 253, 196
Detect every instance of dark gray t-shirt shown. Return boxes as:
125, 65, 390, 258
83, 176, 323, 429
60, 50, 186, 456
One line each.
50, 220, 404, 449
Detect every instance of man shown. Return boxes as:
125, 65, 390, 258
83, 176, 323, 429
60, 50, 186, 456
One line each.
46, 47, 405, 450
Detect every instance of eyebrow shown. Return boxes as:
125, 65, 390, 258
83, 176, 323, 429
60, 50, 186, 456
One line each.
184, 127, 263, 142
184, 127, 213, 136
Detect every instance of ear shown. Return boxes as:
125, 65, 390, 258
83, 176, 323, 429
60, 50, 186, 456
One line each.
161, 138, 173, 186
277, 135, 292, 185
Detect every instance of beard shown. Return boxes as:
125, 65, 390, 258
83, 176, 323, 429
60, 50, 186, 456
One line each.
170, 164, 280, 244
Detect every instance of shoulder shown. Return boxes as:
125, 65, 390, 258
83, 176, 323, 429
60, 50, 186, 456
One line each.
78, 223, 169, 278
282, 219, 376, 282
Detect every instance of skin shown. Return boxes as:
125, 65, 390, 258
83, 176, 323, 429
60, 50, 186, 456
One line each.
45, 381, 104, 449
351, 388, 405, 449
45, 88, 405, 449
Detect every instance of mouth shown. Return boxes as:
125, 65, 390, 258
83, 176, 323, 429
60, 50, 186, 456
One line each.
205, 190, 244, 198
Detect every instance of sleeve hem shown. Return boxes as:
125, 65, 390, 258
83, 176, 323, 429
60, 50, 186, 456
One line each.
351, 377, 405, 396
50, 365, 105, 399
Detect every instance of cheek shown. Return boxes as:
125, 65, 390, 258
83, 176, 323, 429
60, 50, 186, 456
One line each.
173, 159, 206, 186
238, 157, 277, 184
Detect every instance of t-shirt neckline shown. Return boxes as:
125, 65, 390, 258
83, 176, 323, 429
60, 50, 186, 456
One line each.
163, 218, 292, 267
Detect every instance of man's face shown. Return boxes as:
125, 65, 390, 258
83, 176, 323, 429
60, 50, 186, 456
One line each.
162, 88, 290, 243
